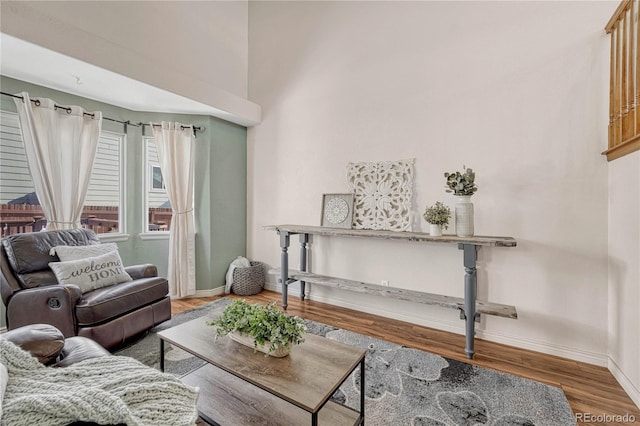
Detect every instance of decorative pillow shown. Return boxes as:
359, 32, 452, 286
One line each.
49, 250, 132, 293
0, 362, 7, 420
50, 242, 118, 262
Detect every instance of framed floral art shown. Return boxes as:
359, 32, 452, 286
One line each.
321, 193, 354, 229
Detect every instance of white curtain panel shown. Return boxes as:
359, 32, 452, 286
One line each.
13, 92, 102, 230
150, 122, 196, 298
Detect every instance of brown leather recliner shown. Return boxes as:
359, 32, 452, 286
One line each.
0, 229, 171, 349
3, 323, 124, 426
2, 323, 111, 367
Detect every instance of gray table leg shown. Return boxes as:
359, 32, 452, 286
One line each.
280, 232, 290, 309
460, 243, 479, 359
359, 357, 365, 425
299, 233, 308, 300
159, 338, 165, 372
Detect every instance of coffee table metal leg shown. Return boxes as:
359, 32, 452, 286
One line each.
159, 339, 165, 372
199, 412, 219, 426
360, 357, 365, 425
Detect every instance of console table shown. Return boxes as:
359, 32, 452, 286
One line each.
266, 224, 518, 359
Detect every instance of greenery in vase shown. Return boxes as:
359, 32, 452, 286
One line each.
208, 299, 306, 356
423, 201, 451, 229
444, 165, 478, 196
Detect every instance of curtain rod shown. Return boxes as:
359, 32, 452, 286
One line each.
1, 91, 103, 120
140, 123, 205, 137
0, 91, 204, 136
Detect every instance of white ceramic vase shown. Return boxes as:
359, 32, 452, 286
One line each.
429, 223, 443, 237
455, 196, 474, 237
228, 331, 290, 357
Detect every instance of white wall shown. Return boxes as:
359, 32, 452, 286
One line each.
608, 151, 640, 407
0, 1, 257, 123
248, 1, 617, 365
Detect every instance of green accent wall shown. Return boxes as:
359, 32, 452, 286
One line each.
0, 76, 247, 328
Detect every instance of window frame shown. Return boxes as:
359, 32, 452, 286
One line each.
0, 110, 129, 240
92, 130, 128, 242
149, 164, 165, 191
140, 136, 170, 239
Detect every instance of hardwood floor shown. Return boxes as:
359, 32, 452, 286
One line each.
172, 291, 640, 426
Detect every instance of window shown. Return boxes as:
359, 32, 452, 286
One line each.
150, 165, 165, 190
143, 137, 172, 232
0, 110, 126, 237
82, 131, 125, 234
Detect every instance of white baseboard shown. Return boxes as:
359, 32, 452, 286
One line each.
608, 357, 640, 409
475, 328, 608, 367
171, 287, 225, 299
192, 288, 225, 298
264, 281, 609, 367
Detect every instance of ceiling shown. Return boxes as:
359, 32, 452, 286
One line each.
0, 33, 235, 118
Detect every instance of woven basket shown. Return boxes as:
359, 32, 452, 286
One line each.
231, 261, 265, 296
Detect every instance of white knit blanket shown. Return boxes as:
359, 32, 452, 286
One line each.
0, 338, 199, 426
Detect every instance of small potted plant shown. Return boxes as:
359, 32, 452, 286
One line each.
423, 201, 451, 237
444, 165, 477, 237
208, 299, 306, 357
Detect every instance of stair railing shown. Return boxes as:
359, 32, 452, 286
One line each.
605, 0, 640, 160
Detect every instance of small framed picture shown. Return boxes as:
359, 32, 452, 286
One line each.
321, 193, 354, 229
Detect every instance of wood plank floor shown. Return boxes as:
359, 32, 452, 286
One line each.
172, 290, 640, 426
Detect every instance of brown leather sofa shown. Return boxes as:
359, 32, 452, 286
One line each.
0, 229, 171, 349
3, 323, 123, 426
2, 323, 110, 367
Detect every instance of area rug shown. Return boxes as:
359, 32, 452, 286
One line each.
116, 298, 576, 426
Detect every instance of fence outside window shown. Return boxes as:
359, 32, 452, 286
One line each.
0, 204, 172, 237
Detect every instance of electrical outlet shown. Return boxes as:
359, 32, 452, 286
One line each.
381, 280, 389, 287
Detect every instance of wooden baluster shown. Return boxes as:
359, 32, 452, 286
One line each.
606, 1, 633, 148
613, 23, 621, 147
617, 22, 624, 146
628, 5, 636, 140
625, 4, 637, 141
629, 2, 636, 136
609, 21, 616, 148
610, 24, 616, 148
635, 0, 640, 135
622, 9, 630, 142
612, 23, 617, 147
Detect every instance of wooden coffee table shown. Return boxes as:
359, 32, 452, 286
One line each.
158, 314, 366, 426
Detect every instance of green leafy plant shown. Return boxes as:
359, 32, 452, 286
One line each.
423, 201, 451, 229
444, 165, 478, 196
208, 299, 306, 356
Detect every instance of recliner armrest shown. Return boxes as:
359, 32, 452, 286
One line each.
7, 285, 82, 337
55, 336, 110, 367
125, 264, 158, 280
2, 323, 65, 365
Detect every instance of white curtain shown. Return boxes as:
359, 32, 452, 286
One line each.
150, 122, 196, 298
13, 92, 102, 230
